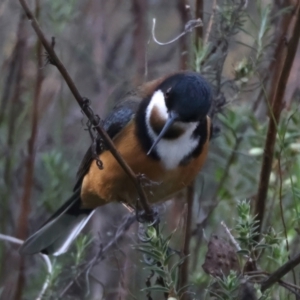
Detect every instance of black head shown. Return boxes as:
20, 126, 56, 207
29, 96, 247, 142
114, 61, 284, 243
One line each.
160, 72, 211, 121
147, 72, 212, 155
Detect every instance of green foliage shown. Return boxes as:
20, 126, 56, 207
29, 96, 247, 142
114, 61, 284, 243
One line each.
46, 0, 79, 33
39, 150, 73, 211
216, 0, 246, 37
71, 234, 93, 268
28, 233, 93, 299
203, 201, 287, 299
134, 225, 185, 299
207, 271, 241, 300
235, 200, 260, 252
193, 0, 247, 81
193, 38, 211, 73
234, 2, 273, 88
255, 3, 272, 62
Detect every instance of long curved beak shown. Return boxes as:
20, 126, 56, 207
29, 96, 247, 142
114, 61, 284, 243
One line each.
147, 112, 179, 155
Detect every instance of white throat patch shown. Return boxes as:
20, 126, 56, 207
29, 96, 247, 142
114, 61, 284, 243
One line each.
145, 90, 199, 170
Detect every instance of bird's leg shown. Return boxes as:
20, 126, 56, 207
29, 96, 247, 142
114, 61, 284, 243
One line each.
137, 173, 161, 188
134, 174, 160, 226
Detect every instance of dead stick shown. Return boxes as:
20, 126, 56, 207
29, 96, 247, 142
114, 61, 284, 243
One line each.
18, 0, 154, 220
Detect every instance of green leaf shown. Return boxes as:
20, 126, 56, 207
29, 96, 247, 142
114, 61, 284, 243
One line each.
141, 285, 169, 293
143, 266, 167, 278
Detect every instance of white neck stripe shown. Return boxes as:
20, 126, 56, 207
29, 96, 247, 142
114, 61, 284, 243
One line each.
145, 90, 199, 170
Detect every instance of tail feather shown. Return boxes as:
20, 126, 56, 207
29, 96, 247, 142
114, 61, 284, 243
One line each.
20, 189, 94, 256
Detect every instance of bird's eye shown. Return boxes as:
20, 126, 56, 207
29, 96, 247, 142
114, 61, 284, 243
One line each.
165, 87, 172, 98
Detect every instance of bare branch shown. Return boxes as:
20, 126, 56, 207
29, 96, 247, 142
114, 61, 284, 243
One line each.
18, 0, 154, 220
58, 214, 136, 298
221, 221, 241, 251
195, 0, 204, 41
151, 18, 202, 46
203, 0, 217, 45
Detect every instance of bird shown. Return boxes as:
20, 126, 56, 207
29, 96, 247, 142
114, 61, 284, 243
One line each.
20, 71, 212, 256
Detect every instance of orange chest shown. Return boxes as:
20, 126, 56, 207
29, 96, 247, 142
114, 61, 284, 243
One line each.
81, 119, 210, 208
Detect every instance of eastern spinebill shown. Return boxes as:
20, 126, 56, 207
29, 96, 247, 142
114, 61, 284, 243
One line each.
20, 71, 212, 256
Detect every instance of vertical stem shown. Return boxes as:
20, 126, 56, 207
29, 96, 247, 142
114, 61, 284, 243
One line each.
255, 2, 300, 235
195, 0, 204, 42
0, 49, 18, 126
16, 0, 43, 242
179, 184, 194, 300
2, 13, 27, 206
15, 1, 44, 299
192, 136, 242, 271
0, 14, 28, 300
177, 0, 190, 70
131, 0, 148, 84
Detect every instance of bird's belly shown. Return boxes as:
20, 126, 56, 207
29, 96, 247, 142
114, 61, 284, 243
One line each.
81, 122, 209, 208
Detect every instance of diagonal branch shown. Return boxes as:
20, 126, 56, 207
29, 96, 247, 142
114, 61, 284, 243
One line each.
18, 0, 154, 220
261, 251, 300, 292
58, 214, 136, 298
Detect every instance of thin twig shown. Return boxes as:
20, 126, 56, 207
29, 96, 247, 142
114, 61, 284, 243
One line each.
248, 270, 300, 297
178, 185, 194, 299
0, 45, 18, 126
2, 13, 26, 217
0, 233, 52, 300
18, 0, 154, 220
195, 0, 203, 42
192, 136, 242, 271
177, 0, 190, 70
15, 2, 44, 298
131, 0, 147, 82
220, 221, 241, 251
151, 18, 202, 46
58, 214, 136, 298
278, 154, 298, 288
1, 14, 27, 300
203, 0, 217, 45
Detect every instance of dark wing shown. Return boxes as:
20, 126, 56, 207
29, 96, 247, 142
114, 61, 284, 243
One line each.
73, 94, 141, 191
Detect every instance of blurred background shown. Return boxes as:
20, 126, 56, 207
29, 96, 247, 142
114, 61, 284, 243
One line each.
1, 0, 300, 299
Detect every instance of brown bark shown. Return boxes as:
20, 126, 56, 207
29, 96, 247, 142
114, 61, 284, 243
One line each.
14, 2, 44, 299
255, 1, 300, 233
195, 0, 204, 42
0, 13, 28, 300
132, 0, 147, 83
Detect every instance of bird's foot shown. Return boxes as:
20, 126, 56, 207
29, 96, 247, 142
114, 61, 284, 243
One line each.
136, 206, 160, 226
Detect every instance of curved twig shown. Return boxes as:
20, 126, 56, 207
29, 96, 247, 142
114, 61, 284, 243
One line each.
151, 18, 202, 46
203, 0, 217, 45
0, 233, 52, 300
